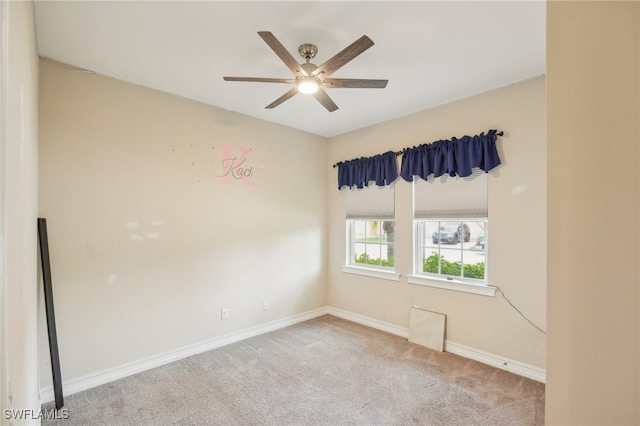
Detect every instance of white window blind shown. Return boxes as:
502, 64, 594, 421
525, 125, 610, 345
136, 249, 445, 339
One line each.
413, 169, 487, 218
345, 184, 395, 219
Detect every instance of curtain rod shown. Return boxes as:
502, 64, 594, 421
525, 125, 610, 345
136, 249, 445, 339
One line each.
331, 130, 504, 168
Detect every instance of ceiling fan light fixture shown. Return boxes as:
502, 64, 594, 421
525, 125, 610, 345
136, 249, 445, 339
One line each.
297, 77, 319, 94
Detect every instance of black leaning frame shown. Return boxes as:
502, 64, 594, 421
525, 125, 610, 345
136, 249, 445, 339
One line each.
38, 218, 64, 409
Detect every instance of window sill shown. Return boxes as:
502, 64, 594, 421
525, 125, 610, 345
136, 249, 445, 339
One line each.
407, 275, 497, 297
341, 265, 401, 281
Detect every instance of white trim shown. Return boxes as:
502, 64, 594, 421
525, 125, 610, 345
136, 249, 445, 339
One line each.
326, 307, 544, 383
445, 341, 546, 383
40, 307, 329, 403
341, 265, 401, 281
327, 307, 409, 338
407, 275, 497, 297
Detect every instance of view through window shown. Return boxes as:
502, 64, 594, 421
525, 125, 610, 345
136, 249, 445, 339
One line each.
348, 220, 395, 268
415, 220, 486, 281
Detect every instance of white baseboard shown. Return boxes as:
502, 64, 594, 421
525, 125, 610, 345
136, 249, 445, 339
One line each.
41, 305, 544, 402
444, 341, 546, 383
326, 307, 409, 338
40, 307, 329, 403
326, 307, 545, 383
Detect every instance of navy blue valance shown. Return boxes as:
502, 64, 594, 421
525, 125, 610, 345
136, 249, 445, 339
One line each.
400, 129, 501, 182
337, 151, 399, 189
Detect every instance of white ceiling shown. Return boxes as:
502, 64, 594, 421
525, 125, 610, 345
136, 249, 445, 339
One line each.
34, 1, 546, 138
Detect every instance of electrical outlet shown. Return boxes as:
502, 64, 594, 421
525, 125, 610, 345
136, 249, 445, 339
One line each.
263, 301, 269, 310
221, 308, 229, 320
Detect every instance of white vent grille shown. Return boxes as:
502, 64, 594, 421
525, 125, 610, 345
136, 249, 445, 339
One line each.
409, 307, 446, 352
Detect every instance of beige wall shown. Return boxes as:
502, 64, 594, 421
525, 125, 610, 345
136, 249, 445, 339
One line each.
327, 77, 547, 369
1, 0, 41, 422
38, 59, 328, 386
33, 3, 640, 422
546, 2, 639, 424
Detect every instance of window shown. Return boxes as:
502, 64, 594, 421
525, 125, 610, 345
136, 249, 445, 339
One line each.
343, 185, 398, 278
348, 219, 395, 268
416, 220, 487, 281
413, 170, 488, 284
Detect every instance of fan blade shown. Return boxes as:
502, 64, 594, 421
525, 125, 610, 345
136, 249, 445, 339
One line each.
322, 78, 388, 89
312, 35, 374, 79
265, 87, 298, 109
223, 77, 295, 84
313, 88, 338, 112
258, 31, 307, 77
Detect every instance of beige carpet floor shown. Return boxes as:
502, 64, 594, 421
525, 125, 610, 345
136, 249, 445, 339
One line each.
42, 314, 545, 425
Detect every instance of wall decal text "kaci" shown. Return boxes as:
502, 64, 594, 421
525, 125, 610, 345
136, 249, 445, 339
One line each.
215, 144, 256, 186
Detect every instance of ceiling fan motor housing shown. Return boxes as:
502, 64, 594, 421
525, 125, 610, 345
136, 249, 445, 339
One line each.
300, 62, 318, 75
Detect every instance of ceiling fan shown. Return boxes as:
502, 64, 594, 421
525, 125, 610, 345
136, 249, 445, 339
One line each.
223, 31, 388, 112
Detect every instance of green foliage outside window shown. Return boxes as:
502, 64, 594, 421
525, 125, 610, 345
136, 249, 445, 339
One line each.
353, 252, 483, 280
355, 253, 395, 267
423, 252, 485, 280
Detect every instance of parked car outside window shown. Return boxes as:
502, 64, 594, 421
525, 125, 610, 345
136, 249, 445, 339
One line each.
432, 223, 471, 244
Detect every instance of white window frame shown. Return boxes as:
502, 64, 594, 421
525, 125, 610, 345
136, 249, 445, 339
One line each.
342, 219, 400, 281
409, 219, 496, 297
